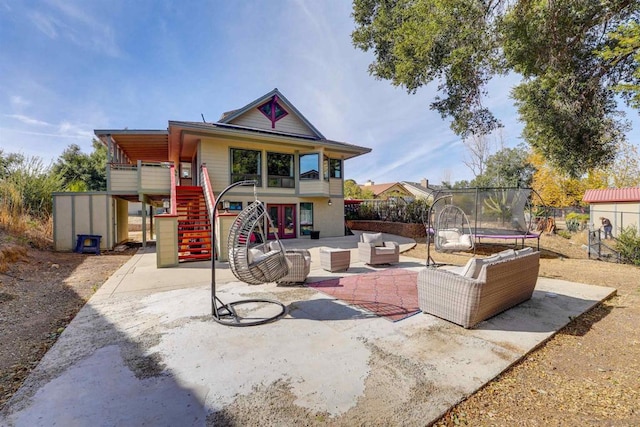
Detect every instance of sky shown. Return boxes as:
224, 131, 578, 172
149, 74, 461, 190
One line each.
1, 0, 638, 186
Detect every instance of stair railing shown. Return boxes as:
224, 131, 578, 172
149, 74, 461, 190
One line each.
200, 164, 217, 255
168, 162, 177, 215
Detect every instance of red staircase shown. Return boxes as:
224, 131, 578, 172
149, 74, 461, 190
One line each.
176, 186, 212, 261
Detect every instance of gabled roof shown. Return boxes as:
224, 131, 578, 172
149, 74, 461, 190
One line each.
583, 187, 640, 203
360, 182, 410, 197
218, 88, 325, 139
401, 181, 437, 197
167, 120, 370, 161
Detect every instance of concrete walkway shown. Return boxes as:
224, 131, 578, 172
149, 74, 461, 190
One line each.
1, 232, 615, 426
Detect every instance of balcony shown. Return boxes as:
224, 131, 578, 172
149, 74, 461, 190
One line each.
108, 161, 172, 194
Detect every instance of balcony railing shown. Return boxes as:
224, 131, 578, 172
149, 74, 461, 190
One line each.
108, 161, 172, 193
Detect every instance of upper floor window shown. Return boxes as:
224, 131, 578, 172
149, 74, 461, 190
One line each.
267, 152, 295, 188
299, 153, 319, 180
230, 148, 262, 186
329, 159, 342, 178
258, 95, 288, 128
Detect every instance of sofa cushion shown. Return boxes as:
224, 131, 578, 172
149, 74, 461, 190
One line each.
438, 229, 461, 243
459, 234, 472, 247
471, 254, 500, 279
460, 257, 477, 278
247, 247, 264, 264
497, 249, 516, 260
515, 247, 534, 257
362, 232, 384, 247
375, 247, 397, 255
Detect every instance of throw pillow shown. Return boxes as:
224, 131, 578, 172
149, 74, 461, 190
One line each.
362, 232, 384, 247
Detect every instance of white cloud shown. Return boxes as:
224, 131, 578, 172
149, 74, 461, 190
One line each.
27, 1, 121, 57
10, 96, 31, 109
29, 11, 59, 39
5, 114, 50, 126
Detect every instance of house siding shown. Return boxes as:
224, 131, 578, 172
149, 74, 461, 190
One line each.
230, 107, 315, 136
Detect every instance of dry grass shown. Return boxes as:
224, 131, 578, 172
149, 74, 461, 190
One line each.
0, 206, 53, 250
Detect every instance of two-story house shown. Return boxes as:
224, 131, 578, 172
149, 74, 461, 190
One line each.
53, 89, 371, 265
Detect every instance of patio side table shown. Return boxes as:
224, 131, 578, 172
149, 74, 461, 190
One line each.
319, 247, 350, 272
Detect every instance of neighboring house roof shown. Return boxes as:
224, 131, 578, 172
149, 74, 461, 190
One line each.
583, 187, 640, 203
360, 182, 411, 198
401, 181, 438, 199
218, 88, 325, 139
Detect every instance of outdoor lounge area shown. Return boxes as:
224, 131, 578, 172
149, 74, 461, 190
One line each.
1, 231, 615, 426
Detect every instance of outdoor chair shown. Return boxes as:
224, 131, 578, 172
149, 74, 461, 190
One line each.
358, 232, 399, 265
276, 249, 311, 285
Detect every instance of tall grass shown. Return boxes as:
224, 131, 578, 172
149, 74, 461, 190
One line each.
0, 154, 60, 248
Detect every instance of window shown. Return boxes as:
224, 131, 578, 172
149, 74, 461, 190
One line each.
258, 96, 288, 128
300, 202, 313, 235
299, 153, 319, 180
329, 159, 342, 178
228, 201, 243, 211
230, 148, 261, 185
323, 156, 329, 181
267, 152, 295, 188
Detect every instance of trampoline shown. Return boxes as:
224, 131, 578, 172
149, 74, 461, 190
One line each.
426, 187, 546, 265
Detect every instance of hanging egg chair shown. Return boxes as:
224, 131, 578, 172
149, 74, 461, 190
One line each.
434, 204, 475, 253
227, 200, 289, 285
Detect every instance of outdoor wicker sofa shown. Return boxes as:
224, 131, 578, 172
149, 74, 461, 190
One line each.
276, 249, 311, 285
358, 232, 400, 265
417, 249, 540, 328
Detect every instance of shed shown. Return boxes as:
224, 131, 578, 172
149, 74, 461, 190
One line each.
582, 187, 640, 237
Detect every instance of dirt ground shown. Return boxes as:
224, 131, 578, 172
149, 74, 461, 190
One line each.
1, 230, 639, 425
0, 235, 136, 408
405, 232, 640, 426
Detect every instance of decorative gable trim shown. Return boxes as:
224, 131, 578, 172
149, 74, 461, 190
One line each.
258, 95, 288, 128
218, 88, 325, 139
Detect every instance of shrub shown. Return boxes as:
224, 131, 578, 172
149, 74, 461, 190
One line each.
565, 212, 589, 232
616, 226, 640, 266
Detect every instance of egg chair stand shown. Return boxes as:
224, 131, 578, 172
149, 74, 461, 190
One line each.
211, 180, 287, 327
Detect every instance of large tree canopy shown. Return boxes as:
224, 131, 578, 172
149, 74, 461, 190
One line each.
52, 140, 107, 191
352, 0, 640, 177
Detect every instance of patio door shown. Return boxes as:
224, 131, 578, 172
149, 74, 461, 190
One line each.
267, 204, 296, 239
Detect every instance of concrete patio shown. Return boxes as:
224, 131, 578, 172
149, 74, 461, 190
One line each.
1, 232, 615, 426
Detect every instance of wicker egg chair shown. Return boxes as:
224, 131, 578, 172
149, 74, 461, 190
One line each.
434, 204, 475, 253
227, 200, 289, 285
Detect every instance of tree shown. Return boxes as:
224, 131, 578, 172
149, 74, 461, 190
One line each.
598, 21, 640, 109
604, 140, 640, 187
462, 133, 492, 178
351, 0, 640, 177
352, 0, 504, 138
529, 152, 607, 207
344, 179, 375, 199
472, 144, 535, 188
53, 140, 107, 191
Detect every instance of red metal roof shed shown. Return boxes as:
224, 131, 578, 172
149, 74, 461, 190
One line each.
583, 187, 640, 203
